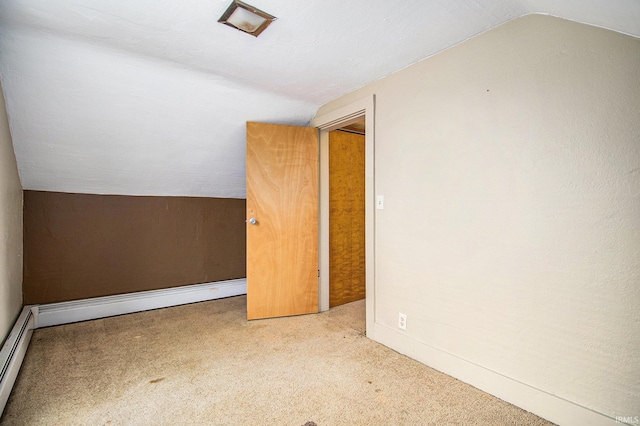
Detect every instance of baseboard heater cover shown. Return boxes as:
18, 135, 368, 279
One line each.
36, 278, 247, 328
0, 306, 36, 414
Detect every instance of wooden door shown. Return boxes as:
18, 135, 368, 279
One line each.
329, 130, 366, 307
246, 122, 319, 320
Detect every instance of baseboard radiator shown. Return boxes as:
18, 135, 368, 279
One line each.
0, 306, 36, 414
36, 278, 247, 328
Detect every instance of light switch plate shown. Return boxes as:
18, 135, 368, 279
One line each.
376, 195, 384, 210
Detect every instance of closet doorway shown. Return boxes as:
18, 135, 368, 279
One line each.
328, 123, 366, 307
311, 95, 375, 337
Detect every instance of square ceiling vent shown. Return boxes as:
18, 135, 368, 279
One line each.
218, 1, 276, 37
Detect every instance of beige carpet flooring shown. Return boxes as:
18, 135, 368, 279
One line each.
1, 296, 553, 425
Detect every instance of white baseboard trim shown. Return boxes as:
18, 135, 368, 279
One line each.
373, 323, 619, 426
36, 279, 247, 328
0, 306, 36, 414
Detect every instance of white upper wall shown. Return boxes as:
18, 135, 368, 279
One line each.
316, 14, 640, 424
0, 80, 23, 341
0, 0, 638, 198
0, 27, 315, 198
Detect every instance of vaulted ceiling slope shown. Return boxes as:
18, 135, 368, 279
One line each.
0, 0, 638, 198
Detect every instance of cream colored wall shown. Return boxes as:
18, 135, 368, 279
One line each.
0, 80, 23, 342
316, 14, 640, 421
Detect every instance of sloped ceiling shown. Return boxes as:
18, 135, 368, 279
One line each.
0, 0, 638, 198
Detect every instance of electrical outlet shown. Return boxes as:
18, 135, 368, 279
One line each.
398, 313, 407, 330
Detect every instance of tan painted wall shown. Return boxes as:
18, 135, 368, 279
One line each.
0, 81, 23, 341
23, 191, 246, 304
316, 15, 640, 419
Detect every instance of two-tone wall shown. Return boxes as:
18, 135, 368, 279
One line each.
23, 191, 246, 305
0, 81, 23, 342
315, 14, 640, 423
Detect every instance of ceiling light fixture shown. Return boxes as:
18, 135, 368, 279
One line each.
218, 0, 276, 37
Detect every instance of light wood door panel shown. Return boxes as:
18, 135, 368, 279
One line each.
246, 122, 319, 320
329, 130, 365, 307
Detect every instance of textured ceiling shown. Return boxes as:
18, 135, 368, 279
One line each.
0, 0, 638, 198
